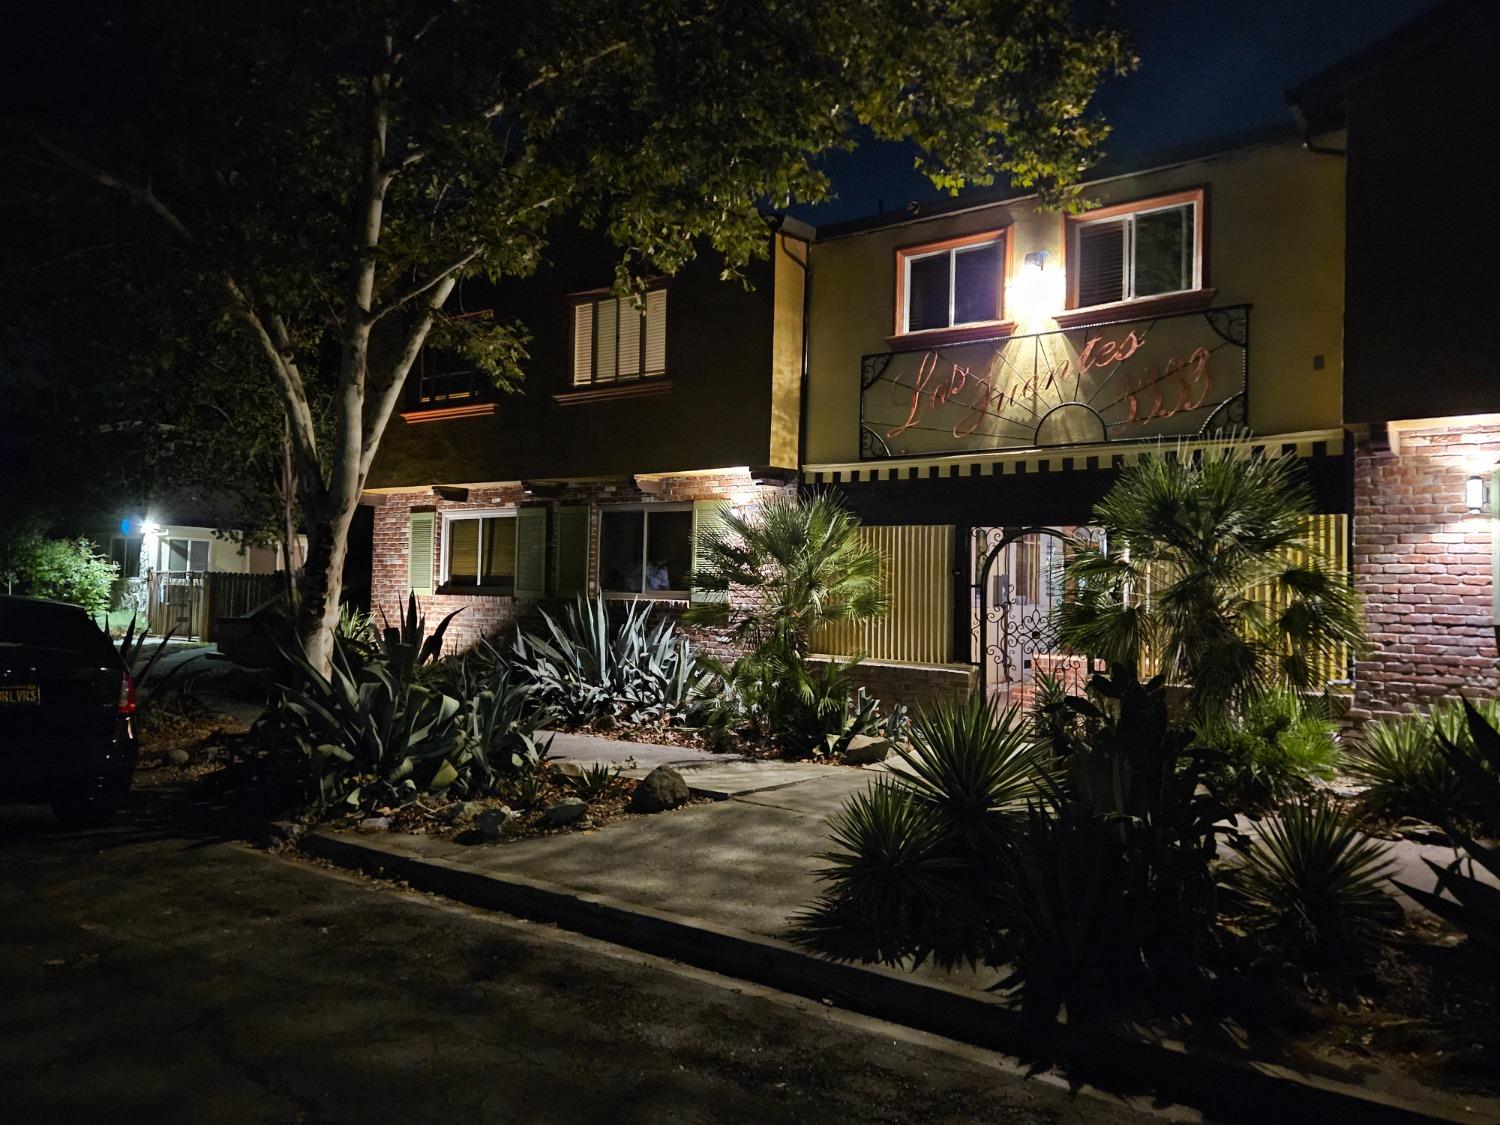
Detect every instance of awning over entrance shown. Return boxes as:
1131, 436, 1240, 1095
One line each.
803, 428, 1350, 527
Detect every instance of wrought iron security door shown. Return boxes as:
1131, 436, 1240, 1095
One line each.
970, 525, 1105, 708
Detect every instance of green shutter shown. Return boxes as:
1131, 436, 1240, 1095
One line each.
553, 505, 590, 598
408, 511, 435, 596
514, 506, 548, 600
690, 499, 732, 606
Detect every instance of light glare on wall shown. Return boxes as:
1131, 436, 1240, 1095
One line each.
1006, 251, 1064, 329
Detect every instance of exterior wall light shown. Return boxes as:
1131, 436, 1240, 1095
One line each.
1465, 474, 1489, 514
1023, 250, 1049, 271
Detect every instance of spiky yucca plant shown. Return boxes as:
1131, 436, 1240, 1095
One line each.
1058, 444, 1364, 714
687, 492, 887, 657
1232, 796, 1397, 959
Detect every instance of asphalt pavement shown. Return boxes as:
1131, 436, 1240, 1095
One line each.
0, 796, 1164, 1125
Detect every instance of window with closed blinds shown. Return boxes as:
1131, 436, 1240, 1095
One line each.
442, 513, 517, 590
1071, 196, 1199, 309
571, 290, 668, 386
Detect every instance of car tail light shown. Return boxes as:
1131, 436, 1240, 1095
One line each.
118, 672, 137, 716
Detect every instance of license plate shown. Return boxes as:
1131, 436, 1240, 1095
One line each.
0, 684, 40, 705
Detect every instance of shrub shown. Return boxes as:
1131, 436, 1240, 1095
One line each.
1231, 796, 1398, 961
376, 592, 463, 682
3, 533, 118, 615
795, 668, 1229, 1027
1195, 690, 1340, 810
1395, 700, 1500, 954
255, 638, 469, 814
513, 596, 712, 726
1348, 698, 1500, 833
564, 762, 620, 802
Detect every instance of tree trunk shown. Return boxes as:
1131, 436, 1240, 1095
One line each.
295, 498, 356, 676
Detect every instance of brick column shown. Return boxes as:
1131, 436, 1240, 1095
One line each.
1350, 421, 1500, 725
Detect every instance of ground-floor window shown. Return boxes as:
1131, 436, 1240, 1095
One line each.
160, 537, 210, 574
598, 505, 693, 596
443, 511, 517, 591
108, 535, 143, 580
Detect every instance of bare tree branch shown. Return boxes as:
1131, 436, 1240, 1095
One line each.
30, 133, 197, 244
483, 39, 631, 119
360, 278, 457, 479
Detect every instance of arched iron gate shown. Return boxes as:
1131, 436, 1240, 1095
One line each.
970, 525, 1106, 709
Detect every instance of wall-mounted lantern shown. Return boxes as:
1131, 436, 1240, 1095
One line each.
1465, 474, 1489, 515
1023, 250, 1049, 271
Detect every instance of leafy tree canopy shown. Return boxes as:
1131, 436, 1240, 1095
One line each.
2, 0, 1132, 665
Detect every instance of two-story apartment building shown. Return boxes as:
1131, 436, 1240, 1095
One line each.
361, 220, 810, 651
799, 129, 1352, 710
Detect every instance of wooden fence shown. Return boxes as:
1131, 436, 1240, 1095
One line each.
146, 571, 285, 641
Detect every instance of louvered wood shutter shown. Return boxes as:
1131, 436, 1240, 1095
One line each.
552, 505, 590, 598
572, 303, 593, 386
408, 511, 435, 596
690, 500, 731, 605
513, 507, 548, 600
644, 290, 667, 375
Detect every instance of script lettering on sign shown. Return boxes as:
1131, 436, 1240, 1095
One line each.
863, 306, 1246, 458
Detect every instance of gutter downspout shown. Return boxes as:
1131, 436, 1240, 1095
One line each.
778, 230, 812, 490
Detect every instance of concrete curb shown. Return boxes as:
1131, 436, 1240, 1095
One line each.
299, 829, 1481, 1125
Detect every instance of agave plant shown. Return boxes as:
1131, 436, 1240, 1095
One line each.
262, 636, 468, 813
512, 596, 711, 725
1231, 795, 1398, 959
1394, 700, 1500, 954
111, 612, 195, 708
457, 664, 554, 794
564, 762, 620, 802
377, 591, 463, 683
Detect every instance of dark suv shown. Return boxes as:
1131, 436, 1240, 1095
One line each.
0, 596, 139, 824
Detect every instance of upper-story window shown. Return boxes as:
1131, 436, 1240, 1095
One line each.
413, 309, 494, 408
1067, 189, 1204, 311
572, 290, 667, 387
442, 511, 516, 591
895, 231, 1006, 336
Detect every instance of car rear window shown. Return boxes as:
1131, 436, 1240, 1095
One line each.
0, 601, 116, 662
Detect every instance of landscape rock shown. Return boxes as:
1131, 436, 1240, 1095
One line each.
474, 806, 516, 840
841, 735, 894, 766
166, 748, 192, 767
550, 761, 586, 779
538, 798, 589, 828
357, 817, 391, 833
629, 766, 690, 813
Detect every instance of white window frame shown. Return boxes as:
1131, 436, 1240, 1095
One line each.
1070, 195, 1203, 310
899, 234, 1005, 335
572, 289, 668, 387
159, 537, 210, 575
440, 508, 519, 591
597, 502, 694, 600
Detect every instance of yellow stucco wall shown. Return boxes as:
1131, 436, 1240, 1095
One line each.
804, 136, 1346, 465
769, 233, 809, 469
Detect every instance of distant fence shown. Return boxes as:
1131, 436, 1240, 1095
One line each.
146, 571, 285, 641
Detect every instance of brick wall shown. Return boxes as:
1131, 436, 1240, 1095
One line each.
367, 470, 794, 656
1350, 420, 1500, 724
809, 656, 977, 715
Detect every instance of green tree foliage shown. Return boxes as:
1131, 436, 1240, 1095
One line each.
1058, 447, 1365, 714
0, 532, 118, 615
2, 0, 1130, 670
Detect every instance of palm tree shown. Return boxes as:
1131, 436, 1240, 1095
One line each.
687, 492, 888, 657
1057, 445, 1364, 714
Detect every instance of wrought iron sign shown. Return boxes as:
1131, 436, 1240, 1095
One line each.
858, 305, 1249, 460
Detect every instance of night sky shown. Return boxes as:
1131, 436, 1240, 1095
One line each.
796, 0, 1441, 224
